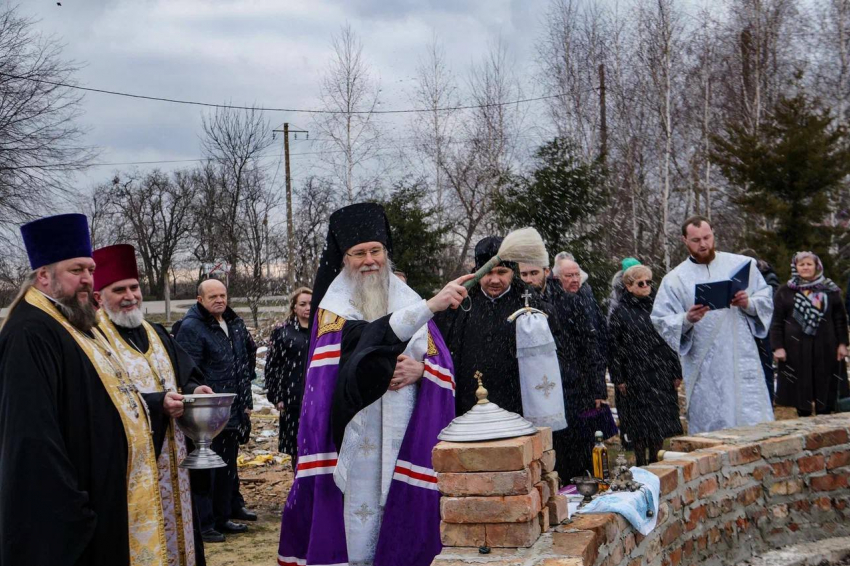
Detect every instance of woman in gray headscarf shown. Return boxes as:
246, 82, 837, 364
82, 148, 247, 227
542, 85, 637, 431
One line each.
771, 252, 848, 416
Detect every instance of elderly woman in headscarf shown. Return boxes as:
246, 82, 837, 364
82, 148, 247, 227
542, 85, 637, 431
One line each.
608, 265, 682, 466
771, 252, 848, 417
265, 287, 312, 464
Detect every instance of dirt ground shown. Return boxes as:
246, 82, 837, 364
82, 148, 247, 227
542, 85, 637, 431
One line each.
203, 402, 804, 566
205, 414, 292, 566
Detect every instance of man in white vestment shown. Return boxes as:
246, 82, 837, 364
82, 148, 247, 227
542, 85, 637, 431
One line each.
651, 216, 774, 434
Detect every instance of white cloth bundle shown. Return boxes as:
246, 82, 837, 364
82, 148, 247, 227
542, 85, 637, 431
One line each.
515, 312, 567, 431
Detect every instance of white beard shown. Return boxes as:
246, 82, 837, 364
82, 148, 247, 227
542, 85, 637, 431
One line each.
345, 262, 391, 322
105, 304, 145, 328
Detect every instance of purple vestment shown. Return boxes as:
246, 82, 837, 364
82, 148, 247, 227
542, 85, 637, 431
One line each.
277, 317, 455, 566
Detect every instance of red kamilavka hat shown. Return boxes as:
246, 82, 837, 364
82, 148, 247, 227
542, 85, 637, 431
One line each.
93, 244, 140, 291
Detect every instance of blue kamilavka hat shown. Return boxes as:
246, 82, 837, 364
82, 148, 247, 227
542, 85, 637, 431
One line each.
20, 213, 92, 269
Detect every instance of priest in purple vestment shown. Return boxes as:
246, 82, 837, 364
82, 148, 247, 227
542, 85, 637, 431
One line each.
277, 203, 472, 566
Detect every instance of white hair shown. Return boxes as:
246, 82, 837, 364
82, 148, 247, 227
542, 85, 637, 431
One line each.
551, 251, 577, 276
343, 258, 394, 322
104, 302, 145, 328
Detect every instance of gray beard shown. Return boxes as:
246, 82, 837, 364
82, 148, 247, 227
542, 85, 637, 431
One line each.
104, 304, 145, 328
346, 262, 391, 322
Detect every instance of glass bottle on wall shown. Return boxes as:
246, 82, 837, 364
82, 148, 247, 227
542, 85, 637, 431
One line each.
592, 430, 610, 491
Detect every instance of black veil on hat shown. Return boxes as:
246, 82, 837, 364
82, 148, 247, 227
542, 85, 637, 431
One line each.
309, 203, 393, 323
473, 236, 503, 271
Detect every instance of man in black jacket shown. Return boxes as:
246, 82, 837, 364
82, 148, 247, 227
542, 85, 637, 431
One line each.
519, 260, 605, 483
176, 279, 257, 542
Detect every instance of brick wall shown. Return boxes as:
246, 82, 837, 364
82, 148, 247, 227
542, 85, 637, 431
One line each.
432, 414, 850, 566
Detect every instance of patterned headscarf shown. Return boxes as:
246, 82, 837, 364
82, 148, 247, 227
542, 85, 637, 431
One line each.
787, 251, 839, 336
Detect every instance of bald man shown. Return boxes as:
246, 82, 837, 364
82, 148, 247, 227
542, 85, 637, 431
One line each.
176, 279, 258, 542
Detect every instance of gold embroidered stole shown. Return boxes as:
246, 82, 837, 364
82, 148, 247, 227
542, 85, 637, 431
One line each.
25, 289, 167, 566
98, 313, 196, 566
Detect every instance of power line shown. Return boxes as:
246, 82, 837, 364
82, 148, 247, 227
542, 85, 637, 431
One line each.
0, 71, 571, 115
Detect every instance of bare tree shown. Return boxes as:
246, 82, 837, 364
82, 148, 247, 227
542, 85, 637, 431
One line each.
108, 169, 197, 302
637, 0, 683, 270
410, 34, 460, 219
286, 176, 337, 286
201, 106, 272, 270
0, 4, 95, 234
314, 24, 382, 203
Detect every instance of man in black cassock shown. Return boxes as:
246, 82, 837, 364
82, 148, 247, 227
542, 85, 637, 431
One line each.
436, 236, 562, 417
0, 214, 167, 565
92, 243, 212, 566
520, 260, 603, 483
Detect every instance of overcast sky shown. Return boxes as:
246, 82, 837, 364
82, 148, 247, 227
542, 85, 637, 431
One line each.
21, 0, 552, 193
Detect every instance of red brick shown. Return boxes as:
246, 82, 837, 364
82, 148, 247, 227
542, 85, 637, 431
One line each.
686, 505, 706, 532
541, 450, 556, 473
440, 521, 485, 546
805, 429, 849, 450
544, 471, 560, 496
684, 538, 695, 558
697, 534, 708, 550
811, 473, 850, 492
534, 480, 551, 505
752, 465, 772, 481
698, 476, 718, 498
646, 465, 678, 495
531, 431, 544, 461
485, 518, 541, 548
538, 507, 550, 533
432, 436, 534, 472
771, 460, 793, 478
827, 450, 850, 470
609, 540, 625, 564
565, 513, 617, 547
538, 427, 553, 451
769, 479, 803, 496
814, 497, 831, 511
441, 490, 541, 523
529, 459, 543, 485
670, 436, 724, 452
693, 450, 724, 474
709, 527, 721, 543
663, 459, 699, 482
736, 517, 750, 532
723, 472, 750, 489
552, 530, 597, 565
437, 469, 533, 497
623, 532, 636, 554
727, 444, 762, 465
669, 547, 683, 566
793, 499, 811, 512
737, 485, 762, 506
797, 454, 825, 474
662, 521, 683, 546
547, 494, 569, 525
758, 435, 804, 459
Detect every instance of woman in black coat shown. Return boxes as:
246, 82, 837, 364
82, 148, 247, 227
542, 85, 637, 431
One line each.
609, 265, 683, 466
265, 287, 312, 464
771, 252, 848, 416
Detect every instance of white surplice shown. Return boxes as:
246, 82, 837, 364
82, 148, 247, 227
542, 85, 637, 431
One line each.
650, 251, 774, 434
321, 273, 434, 566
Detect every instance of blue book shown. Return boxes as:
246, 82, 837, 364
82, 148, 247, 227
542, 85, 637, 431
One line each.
694, 260, 751, 310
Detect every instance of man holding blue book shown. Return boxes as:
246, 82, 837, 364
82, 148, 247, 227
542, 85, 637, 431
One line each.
651, 216, 775, 433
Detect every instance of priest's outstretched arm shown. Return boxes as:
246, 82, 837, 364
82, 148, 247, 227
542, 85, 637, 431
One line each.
330, 275, 473, 449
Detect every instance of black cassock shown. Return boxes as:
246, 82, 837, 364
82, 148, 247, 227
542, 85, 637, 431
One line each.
0, 301, 130, 566
0, 302, 208, 566
435, 282, 562, 417
329, 315, 409, 451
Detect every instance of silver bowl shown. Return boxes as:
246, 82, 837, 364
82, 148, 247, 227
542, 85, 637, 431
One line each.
570, 476, 600, 507
176, 393, 236, 469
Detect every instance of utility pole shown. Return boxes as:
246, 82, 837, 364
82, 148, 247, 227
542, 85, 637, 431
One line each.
273, 122, 308, 290
599, 63, 608, 164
